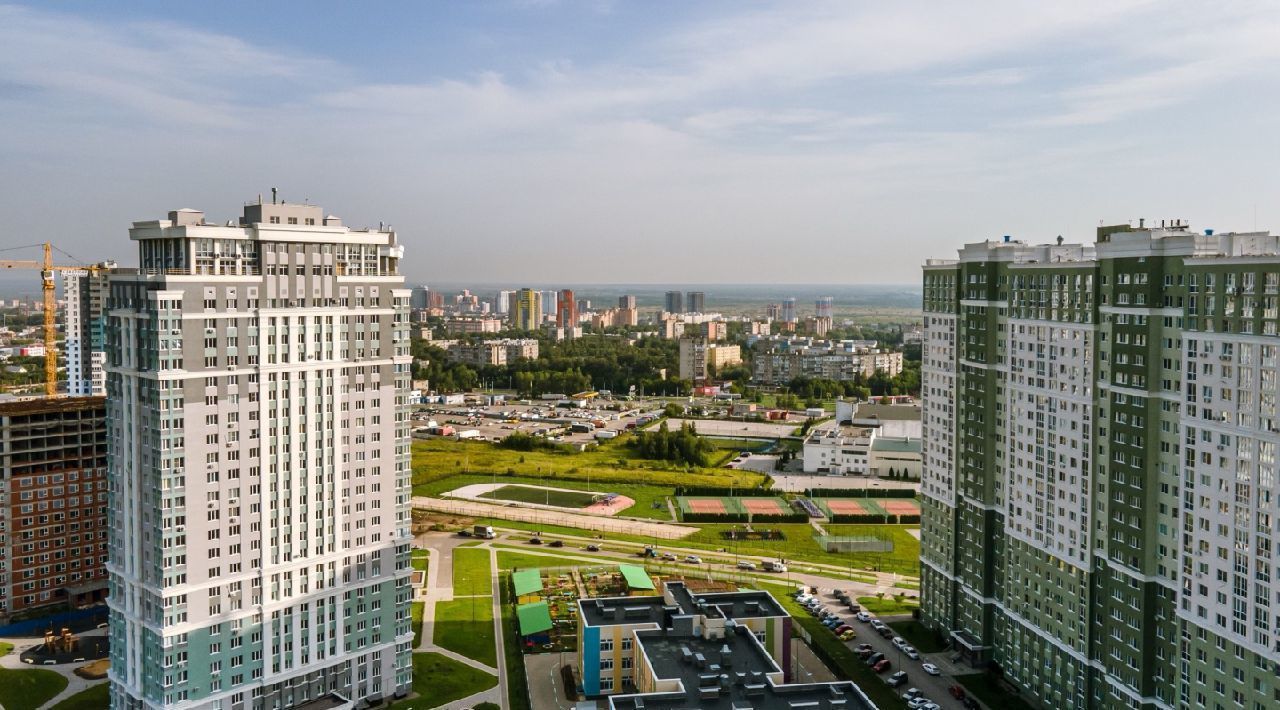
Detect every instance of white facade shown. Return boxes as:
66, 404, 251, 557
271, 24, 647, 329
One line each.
107, 203, 414, 709
1179, 332, 1280, 657
64, 265, 114, 396
1003, 320, 1094, 569
920, 314, 956, 503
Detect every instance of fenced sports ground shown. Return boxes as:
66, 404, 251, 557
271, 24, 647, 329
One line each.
676, 496, 799, 522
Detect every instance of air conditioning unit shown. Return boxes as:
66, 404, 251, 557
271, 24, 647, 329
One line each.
175, 525, 185, 533
207, 501, 217, 509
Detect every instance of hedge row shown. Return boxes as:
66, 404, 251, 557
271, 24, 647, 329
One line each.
827, 513, 921, 525
674, 485, 774, 497
805, 488, 917, 498
679, 512, 809, 524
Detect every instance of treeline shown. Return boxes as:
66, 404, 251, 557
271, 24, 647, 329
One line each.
629, 421, 714, 467
499, 335, 688, 397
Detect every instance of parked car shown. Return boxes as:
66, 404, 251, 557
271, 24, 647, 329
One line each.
585, 544, 601, 552
870, 619, 886, 630
891, 637, 907, 649
846, 601, 861, 611
855, 643, 873, 655
548, 539, 564, 548
856, 647, 875, 659
685, 555, 702, 564
961, 697, 979, 709
838, 630, 856, 641
528, 537, 543, 545
948, 685, 966, 699
866, 652, 885, 666
855, 612, 872, 622
834, 625, 853, 635
902, 688, 924, 700
887, 671, 908, 688
903, 647, 920, 660
873, 659, 891, 673
906, 699, 932, 710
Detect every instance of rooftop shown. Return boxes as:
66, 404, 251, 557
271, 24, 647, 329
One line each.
610, 624, 874, 710
578, 581, 786, 628
0, 396, 105, 417
513, 568, 543, 597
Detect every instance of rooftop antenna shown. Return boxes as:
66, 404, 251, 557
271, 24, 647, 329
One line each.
1056, 235, 1064, 246
271, 187, 278, 205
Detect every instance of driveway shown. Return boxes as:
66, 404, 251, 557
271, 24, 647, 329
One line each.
525, 652, 585, 710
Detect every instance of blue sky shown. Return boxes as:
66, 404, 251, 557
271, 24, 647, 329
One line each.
2, 1, 1279, 283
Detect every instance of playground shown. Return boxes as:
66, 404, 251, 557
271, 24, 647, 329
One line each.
19, 626, 110, 665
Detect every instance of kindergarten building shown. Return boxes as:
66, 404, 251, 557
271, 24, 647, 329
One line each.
577, 581, 876, 709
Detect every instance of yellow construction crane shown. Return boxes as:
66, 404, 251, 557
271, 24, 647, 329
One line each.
0, 242, 101, 397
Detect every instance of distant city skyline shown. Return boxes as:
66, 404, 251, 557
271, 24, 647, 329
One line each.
4, 2, 1280, 283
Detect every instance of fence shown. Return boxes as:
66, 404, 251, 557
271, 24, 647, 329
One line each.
812, 535, 895, 554
0, 606, 108, 638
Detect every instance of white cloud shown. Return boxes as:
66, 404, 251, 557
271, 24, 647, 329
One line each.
934, 68, 1028, 88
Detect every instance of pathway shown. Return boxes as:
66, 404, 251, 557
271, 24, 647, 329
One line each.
0, 631, 108, 710
414, 496, 699, 539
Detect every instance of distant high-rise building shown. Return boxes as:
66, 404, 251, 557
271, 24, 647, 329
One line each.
425, 289, 445, 309
0, 396, 109, 620
921, 225, 1280, 710
540, 290, 557, 317
618, 295, 636, 310
780, 297, 797, 323
765, 303, 781, 321
496, 289, 515, 315
107, 201, 412, 708
556, 289, 577, 328
410, 285, 430, 309
512, 288, 543, 330
64, 262, 115, 396
815, 296, 834, 319
664, 290, 683, 314
686, 291, 705, 314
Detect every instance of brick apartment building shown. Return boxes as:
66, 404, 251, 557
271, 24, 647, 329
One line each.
0, 396, 109, 620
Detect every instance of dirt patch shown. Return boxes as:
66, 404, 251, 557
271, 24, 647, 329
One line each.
76, 658, 109, 679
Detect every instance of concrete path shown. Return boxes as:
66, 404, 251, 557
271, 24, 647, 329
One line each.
0, 631, 109, 710
414, 496, 699, 539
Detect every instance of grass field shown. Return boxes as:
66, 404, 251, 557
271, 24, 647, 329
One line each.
683, 523, 921, 575
453, 547, 495, 596
857, 595, 919, 616
411, 548, 429, 572
479, 484, 599, 508
424, 473, 678, 520
0, 641, 11, 657
411, 601, 425, 646
0, 667, 69, 710
412, 438, 766, 492
391, 652, 497, 709
498, 574, 533, 710
434, 598, 497, 667
496, 550, 594, 571
49, 682, 109, 710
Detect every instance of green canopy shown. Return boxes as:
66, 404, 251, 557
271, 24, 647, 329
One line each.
513, 568, 543, 597
517, 601, 554, 636
618, 564, 655, 591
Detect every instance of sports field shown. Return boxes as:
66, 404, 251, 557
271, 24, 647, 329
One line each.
478, 484, 599, 508
677, 496, 791, 518
813, 497, 920, 518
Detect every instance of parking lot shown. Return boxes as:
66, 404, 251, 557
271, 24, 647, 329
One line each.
411, 399, 660, 445
796, 589, 977, 710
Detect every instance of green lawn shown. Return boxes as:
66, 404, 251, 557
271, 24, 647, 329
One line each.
390, 652, 497, 709
411, 601, 425, 646
49, 682, 109, 710
857, 595, 919, 616
0, 641, 11, 657
761, 584, 906, 709
411, 549, 430, 572
683, 523, 921, 576
499, 574, 533, 710
479, 484, 599, 508
421, 472, 678, 520
0, 667, 70, 710
495, 549, 596, 571
887, 619, 947, 652
412, 438, 765, 493
452, 547, 495, 596
434, 597, 497, 667
956, 673, 1038, 710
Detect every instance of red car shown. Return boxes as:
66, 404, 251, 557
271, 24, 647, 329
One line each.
949, 685, 967, 700
873, 659, 891, 673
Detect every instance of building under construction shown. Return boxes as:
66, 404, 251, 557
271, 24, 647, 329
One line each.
0, 396, 108, 619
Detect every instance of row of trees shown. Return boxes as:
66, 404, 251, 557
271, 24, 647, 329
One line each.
629, 421, 714, 467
